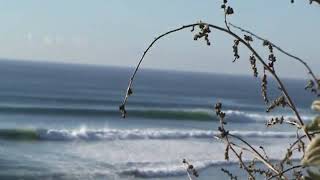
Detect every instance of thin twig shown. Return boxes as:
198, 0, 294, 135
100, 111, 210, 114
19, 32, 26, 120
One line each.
288, 130, 320, 153
183, 164, 194, 180
223, 7, 231, 31
284, 119, 302, 129
267, 165, 304, 180
228, 134, 281, 175
226, 136, 255, 179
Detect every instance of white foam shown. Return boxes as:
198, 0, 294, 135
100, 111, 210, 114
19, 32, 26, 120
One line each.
36, 128, 297, 141
224, 110, 313, 123
120, 160, 230, 177
120, 157, 301, 178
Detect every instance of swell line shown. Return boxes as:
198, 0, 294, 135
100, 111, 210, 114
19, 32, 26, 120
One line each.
0, 105, 312, 122
0, 128, 297, 141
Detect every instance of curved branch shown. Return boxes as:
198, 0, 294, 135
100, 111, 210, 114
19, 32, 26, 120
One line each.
121, 24, 197, 109
229, 23, 318, 86
288, 130, 320, 153
226, 136, 256, 179
121, 22, 311, 140
228, 134, 280, 175
226, 139, 274, 169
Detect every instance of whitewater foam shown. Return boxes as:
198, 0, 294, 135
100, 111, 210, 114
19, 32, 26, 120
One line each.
119, 158, 296, 178
120, 160, 230, 177
0, 127, 297, 141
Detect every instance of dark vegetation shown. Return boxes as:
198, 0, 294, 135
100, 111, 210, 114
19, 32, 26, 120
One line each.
120, 1, 320, 179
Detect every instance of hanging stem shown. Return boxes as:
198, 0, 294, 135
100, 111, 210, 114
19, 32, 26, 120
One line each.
229, 23, 318, 86
121, 22, 311, 140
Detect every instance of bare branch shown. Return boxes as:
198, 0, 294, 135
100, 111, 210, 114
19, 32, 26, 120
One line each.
120, 24, 197, 117
267, 165, 304, 180
226, 137, 256, 179
228, 134, 280, 175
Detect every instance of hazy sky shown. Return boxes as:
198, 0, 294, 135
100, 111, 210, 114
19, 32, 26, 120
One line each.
0, 0, 318, 78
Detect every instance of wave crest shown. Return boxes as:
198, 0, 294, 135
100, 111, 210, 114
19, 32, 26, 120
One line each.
0, 105, 313, 122
0, 128, 296, 141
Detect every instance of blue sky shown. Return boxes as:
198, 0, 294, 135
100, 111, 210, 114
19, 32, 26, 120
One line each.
0, 0, 318, 78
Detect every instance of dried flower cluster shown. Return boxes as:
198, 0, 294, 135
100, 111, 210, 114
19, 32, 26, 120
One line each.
221, 0, 234, 15
305, 79, 320, 96
247, 159, 273, 178
266, 96, 287, 113
244, 35, 253, 42
192, 22, 211, 46
182, 159, 199, 178
215, 102, 226, 120
215, 102, 230, 138
261, 71, 269, 104
266, 116, 284, 127
224, 144, 230, 160
221, 0, 234, 31
249, 55, 258, 77
221, 168, 237, 180
263, 40, 277, 70
232, 40, 240, 62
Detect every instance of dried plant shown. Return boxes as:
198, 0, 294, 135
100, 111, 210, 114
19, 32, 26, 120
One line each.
221, 168, 238, 180
229, 23, 320, 96
120, 1, 320, 179
183, 159, 199, 180
249, 54, 258, 77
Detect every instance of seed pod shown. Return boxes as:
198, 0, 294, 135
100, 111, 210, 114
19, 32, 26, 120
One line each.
232, 40, 240, 62
224, 145, 230, 161
226, 6, 234, 15
249, 55, 258, 77
263, 40, 269, 46
261, 72, 269, 104
305, 80, 315, 90
119, 104, 127, 118
127, 88, 133, 96
266, 96, 287, 112
244, 35, 253, 42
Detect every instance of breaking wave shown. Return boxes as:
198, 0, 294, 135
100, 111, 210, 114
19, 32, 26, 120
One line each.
0, 105, 313, 122
119, 158, 295, 178
120, 160, 230, 177
0, 127, 297, 141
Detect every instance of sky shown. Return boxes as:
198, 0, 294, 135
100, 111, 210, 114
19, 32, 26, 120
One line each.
0, 0, 318, 78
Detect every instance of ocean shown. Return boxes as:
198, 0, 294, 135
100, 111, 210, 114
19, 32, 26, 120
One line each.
0, 60, 315, 180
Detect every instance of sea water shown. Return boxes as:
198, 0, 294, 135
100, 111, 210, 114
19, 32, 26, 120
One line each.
0, 60, 315, 179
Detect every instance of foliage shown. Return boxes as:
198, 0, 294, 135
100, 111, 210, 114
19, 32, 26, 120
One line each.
120, 0, 319, 179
